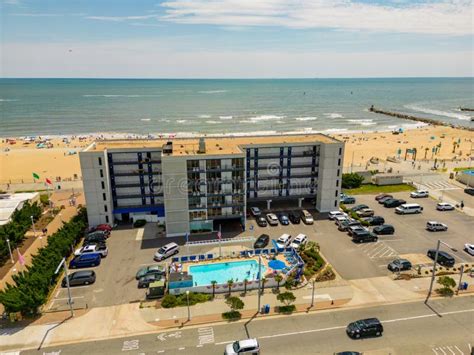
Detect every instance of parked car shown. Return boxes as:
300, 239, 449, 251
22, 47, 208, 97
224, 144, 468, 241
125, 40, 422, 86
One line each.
383, 198, 406, 208
133, 219, 147, 228
346, 318, 383, 339
356, 208, 374, 218
62, 270, 96, 287
352, 231, 378, 243
154, 242, 179, 261
290, 234, 307, 249
266, 213, 279, 226
84, 233, 107, 245
373, 224, 395, 235
410, 190, 429, 198
464, 243, 474, 256
225, 339, 260, 355
338, 219, 361, 232
436, 202, 455, 211
276, 234, 292, 249
375, 193, 392, 201
328, 210, 347, 220
395, 203, 423, 214
378, 195, 394, 204
387, 259, 412, 272
348, 225, 368, 237
74, 243, 108, 257
340, 193, 356, 204
334, 215, 350, 226
95, 224, 112, 232
250, 207, 261, 217
69, 253, 101, 269
254, 234, 270, 249
351, 204, 369, 212
335, 352, 362, 355
136, 265, 166, 280
86, 230, 109, 239
288, 211, 301, 224
301, 210, 314, 224
427, 249, 455, 267
361, 216, 385, 226
277, 212, 290, 225
138, 273, 163, 288
426, 221, 448, 232
256, 216, 268, 227
464, 188, 474, 196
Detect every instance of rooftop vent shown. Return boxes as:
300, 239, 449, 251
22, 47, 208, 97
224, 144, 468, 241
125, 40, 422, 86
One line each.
163, 141, 173, 154
198, 137, 206, 154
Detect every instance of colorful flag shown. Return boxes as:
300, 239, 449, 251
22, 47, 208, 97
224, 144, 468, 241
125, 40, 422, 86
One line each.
217, 230, 222, 240
45, 178, 52, 185
17, 248, 25, 266
32, 172, 40, 180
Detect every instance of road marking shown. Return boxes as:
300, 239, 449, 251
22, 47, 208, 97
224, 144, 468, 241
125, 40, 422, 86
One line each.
178, 347, 185, 351
198, 327, 215, 345
53, 296, 84, 301
135, 228, 145, 241
446, 346, 456, 355
121, 339, 139, 351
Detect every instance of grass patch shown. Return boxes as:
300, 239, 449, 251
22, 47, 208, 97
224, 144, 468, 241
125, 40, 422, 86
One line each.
300, 243, 325, 278
160, 293, 212, 308
343, 183, 415, 195
453, 167, 473, 172
277, 305, 296, 314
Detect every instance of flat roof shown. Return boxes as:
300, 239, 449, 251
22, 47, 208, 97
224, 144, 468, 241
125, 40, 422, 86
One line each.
87, 133, 341, 156
0, 193, 39, 225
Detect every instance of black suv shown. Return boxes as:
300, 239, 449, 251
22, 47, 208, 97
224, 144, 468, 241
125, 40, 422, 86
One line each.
427, 249, 455, 267
254, 234, 270, 249
464, 188, 474, 196
288, 211, 301, 224
256, 216, 267, 227
362, 216, 385, 226
84, 234, 107, 244
350, 204, 369, 212
383, 199, 406, 208
373, 224, 395, 235
338, 220, 361, 232
62, 270, 96, 287
352, 230, 378, 243
346, 318, 383, 339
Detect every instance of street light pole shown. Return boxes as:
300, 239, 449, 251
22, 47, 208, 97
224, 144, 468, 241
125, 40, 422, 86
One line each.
55, 257, 74, 317
310, 279, 316, 308
186, 290, 190, 321
30, 215, 36, 236
257, 255, 262, 313
425, 239, 456, 303
6, 238, 14, 263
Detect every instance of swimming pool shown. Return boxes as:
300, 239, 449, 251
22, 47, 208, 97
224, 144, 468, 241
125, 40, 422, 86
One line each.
188, 260, 267, 286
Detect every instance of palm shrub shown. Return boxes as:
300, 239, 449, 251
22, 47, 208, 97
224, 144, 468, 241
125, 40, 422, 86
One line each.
222, 296, 244, 320
277, 291, 296, 313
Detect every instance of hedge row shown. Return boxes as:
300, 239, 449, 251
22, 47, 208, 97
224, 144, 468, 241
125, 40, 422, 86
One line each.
0, 202, 42, 266
0, 208, 88, 316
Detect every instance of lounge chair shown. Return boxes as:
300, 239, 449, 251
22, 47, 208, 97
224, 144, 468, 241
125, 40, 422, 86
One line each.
207, 254, 213, 260
181, 256, 188, 262
190, 255, 197, 261
262, 249, 269, 255
171, 257, 179, 262
255, 249, 262, 255
199, 255, 205, 261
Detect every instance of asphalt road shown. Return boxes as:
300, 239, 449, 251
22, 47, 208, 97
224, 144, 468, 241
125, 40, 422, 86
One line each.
23, 296, 474, 355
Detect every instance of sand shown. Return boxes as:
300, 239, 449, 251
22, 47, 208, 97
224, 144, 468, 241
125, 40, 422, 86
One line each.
1, 126, 473, 185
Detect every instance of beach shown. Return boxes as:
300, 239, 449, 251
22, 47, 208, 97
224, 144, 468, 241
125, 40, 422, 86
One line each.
1, 125, 473, 187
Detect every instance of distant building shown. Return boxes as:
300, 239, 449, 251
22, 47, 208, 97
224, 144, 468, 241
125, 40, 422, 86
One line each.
80, 134, 344, 236
0, 193, 39, 225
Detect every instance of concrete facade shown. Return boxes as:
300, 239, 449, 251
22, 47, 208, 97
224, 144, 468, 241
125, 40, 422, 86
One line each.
79, 134, 343, 236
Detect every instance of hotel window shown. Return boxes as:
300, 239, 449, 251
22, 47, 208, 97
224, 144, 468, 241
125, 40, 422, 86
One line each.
100, 169, 104, 178
338, 158, 341, 166
104, 205, 108, 212
105, 215, 109, 223
334, 200, 338, 207
335, 190, 338, 197
102, 193, 106, 201
337, 169, 340, 177
101, 181, 105, 190
336, 179, 339, 187
98, 157, 102, 166
339, 147, 342, 155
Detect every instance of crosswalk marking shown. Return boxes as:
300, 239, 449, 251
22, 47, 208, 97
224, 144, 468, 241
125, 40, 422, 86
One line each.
416, 180, 461, 191
198, 327, 215, 345
357, 241, 398, 259
432, 344, 471, 355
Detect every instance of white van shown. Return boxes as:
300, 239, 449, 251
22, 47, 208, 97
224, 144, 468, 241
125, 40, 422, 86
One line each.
154, 242, 179, 261
395, 203, 423, 215
301, 210, 314, 224
276, 234, 292, 249
290, 234, 307, 249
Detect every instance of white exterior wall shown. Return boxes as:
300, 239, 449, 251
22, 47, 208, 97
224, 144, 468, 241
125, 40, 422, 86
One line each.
316, 142, 344, 212
79, 149, 114, 226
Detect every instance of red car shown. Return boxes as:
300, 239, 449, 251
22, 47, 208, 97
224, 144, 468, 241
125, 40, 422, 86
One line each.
88, 224, 112, 233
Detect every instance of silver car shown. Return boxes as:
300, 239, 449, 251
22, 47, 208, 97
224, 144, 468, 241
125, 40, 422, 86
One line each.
225, 338, 260, 355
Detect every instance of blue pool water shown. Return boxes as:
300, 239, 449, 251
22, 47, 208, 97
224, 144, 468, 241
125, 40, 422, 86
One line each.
188, 260, 267, 286
268, 260, 286, 270
463, 170, 474, 176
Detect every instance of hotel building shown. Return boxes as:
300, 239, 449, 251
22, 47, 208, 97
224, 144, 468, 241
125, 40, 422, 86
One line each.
79, 134, 344, 237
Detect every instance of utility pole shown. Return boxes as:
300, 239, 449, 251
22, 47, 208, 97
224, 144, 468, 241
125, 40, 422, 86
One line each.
257, 255, 262, 313
55, 257, 74, 317
425, 239, 457, 303
30, 215, 36, 236
310, 279, 316, 308
6, 238, 14, 263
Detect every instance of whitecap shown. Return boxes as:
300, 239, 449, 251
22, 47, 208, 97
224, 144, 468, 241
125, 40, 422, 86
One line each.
198, 90, 227, 94
206, 120, 221, 124
198, 114, 211, 119
0, 99, 19, 102
82, 94, 159, 98
140, 118, 151, 122
177, 120, 187, 124
245, 115, 284, 122
294, 117, 317, 121
347, 119, 377, 126
324, 113, 344, 119
219, 116, 233, 120
405, 104, 471, 121
324, 128, 349, 133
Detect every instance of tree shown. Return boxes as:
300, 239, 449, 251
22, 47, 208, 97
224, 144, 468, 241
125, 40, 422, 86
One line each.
274, 274, 283, 292
260, 277, 267, 295
277, 291, 296, 306
436, 276, 456, 296
211, 280, 217, 299
225, 296, 244, 312
341, 173, 364, 189
243, 279, 249, 296
227, 279, 234, 296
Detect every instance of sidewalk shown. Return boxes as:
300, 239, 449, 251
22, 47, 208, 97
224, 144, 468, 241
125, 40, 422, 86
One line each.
2, 275, 472, 352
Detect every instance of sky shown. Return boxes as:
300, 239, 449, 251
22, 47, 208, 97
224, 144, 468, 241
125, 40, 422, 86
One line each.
0, 0, 473, 78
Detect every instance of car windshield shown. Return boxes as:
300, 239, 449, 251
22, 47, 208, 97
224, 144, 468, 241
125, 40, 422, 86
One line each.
232, 342, 240, 352
157, 247, 166, 254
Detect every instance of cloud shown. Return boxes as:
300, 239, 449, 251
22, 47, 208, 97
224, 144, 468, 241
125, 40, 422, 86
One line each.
1, 0, 20, 4
86, 15, 157, 22
160, 0, 473, 36
10, 13, 63, 17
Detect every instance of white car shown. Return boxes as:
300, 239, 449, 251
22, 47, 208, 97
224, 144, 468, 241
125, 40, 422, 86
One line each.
426, 221, 448, 232
436, 202, 455, 211
266, 213, 279, 226
328, 210, 347, 220
276, 234, 292, 249
290, 234, 307, 249
464, 243, 474, 256
411, 190, 429, 198
225, 338, 260, 355
74, 244, 108, 257
250, 207, 261, 216
301, 209, 314, 224
334, 215, 349, 225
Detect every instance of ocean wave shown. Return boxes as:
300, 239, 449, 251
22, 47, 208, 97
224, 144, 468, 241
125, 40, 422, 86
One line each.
140, 118, 151, 122
405, 105, 471, 121
198, 114, 211, 118
219, 116, 233, 120
177, 120, 187, 124
198, 90, 227, 94
0, 99, 19, 102
294, 117, 317, 121
347, 119, 377, 126
158, 119, 170, 123
245, 115, 285, 122
323, 128, 349, 133
324, 113, 343, 119
82, 94, 159, 98
205, 120, 221, 124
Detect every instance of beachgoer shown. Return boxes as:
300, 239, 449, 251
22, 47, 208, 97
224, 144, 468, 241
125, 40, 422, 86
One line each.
460, 201, 464, 210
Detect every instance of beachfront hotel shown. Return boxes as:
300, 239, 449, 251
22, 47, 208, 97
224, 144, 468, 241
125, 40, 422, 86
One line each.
79, 134, 344, 237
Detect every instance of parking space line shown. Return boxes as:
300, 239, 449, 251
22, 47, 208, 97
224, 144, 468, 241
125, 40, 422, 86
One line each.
54, 296, 84, 301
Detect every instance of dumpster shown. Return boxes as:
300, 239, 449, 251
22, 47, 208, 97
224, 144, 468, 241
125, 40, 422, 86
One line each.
264, 304, 270, 314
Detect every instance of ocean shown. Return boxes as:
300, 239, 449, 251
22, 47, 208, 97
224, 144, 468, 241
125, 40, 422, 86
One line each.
0, 78, 472, 137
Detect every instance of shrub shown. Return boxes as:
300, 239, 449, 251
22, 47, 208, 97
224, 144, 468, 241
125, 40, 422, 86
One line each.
436, 276, 456, 297
39, 194, 50, 207
161, 295, 178, 308
278, 305, 296, 313
277, 291, 296, 306
133, 219, 147, 228
226, 296, 244, 312
342, 173, 364, 189
222, 310, 242, 320
161, 293, 211, 308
